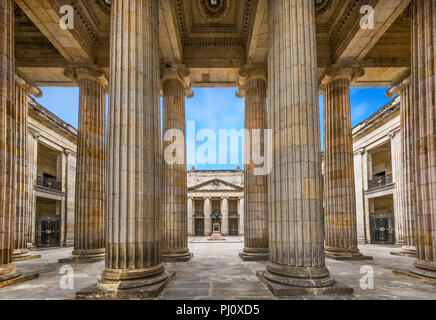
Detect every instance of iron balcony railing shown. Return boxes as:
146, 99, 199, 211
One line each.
368, 174, 393, 190
37, 176, 62, 192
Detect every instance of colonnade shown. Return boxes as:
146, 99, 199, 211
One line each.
1, 0, 436, 296
187, 196, 244, 236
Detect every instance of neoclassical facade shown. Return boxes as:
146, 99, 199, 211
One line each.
352, 97, 402, 247
187, 169, 244, 237
1, 0, 435, 297
27, 98, 77, 250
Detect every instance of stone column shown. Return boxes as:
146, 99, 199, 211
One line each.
204, 197, 212, 236
77, 0, 173, 298
409, 0, 436, 279
257, 0, 350, 296
187, 198, 193, 236
0, 0, 20, 284
390, 130, 404, 245
388, 77, 416, 256
221, 197, 229, 235
237, 66, 268, 261
13, 74, 42, 262
28, 132, 40, 247
161, 65, 193, 262
60, 66, 107, 263
238, 197, 244, 236
321, 67, 371, 260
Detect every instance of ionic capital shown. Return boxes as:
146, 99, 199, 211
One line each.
320, 66, 365, 93
161, 64, 194, 98
32, 131, 40, 140
236, 65, 267, 98
386, 71, 411, 97
64, 65, 108, 91
15, 71, 43, 98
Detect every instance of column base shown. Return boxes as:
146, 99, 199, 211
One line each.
12, 249, 41, 262
62, 241, 74, 248
239, 248, 269, 261
162, 250, 193, 262
257, 270, 353, 296
410, 260, 436, 280
76, 265, 175, 299
393, 263, 436, 285
390, 246, 417, 257
325, 247, 372, 261
0, 264, 39, 289
58, 249, 105, 264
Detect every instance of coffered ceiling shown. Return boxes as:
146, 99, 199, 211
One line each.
14, 0, 412, 88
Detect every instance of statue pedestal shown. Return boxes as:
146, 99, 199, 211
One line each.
208, 223, 226, 241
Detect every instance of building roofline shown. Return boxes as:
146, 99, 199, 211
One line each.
352, 96, 400, 137
27, 97, 78, 141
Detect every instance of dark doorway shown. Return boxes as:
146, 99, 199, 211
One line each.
229, 218, 238, 236
370, 213, 395, 244
195, 218, 204, 236
36, 216, 60, 247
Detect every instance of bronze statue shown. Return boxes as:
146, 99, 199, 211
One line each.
213, 209, 221, 223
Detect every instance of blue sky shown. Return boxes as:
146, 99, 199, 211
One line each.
34, 86, 394, 171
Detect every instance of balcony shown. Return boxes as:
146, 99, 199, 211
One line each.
36, 176, 62, 192
368, 174, 393, 190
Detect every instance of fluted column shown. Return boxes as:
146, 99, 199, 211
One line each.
204, 198, 212, 236
221, 197, 229, 235
187, 198, 193, 236
13, 74, 42, 262
390, 130, 404, 245
238, 197, 244, 236
410, 0, 436, 279
388, 77, 416, 256
257, 0, 347, 295
0, 0, 20, 284
60, 66, 107, 263
78, 0, 174, 298
321, 67, 371, 260
161, 65, 193, 262
238, 67, 268, 261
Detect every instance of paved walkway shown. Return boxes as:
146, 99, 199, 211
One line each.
0, 238, 435, 300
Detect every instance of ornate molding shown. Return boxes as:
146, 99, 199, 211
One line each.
315, 0, 333, 16
161, 64, 194, 98
386, 70, 411, 97
198, 0, 230, 23
320, 66, 365, 93
236, 65, 267, 98
15, 71, 43, 98
64, 65, 108, 90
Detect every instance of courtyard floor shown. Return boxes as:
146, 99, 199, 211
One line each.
0, 238, 435, 300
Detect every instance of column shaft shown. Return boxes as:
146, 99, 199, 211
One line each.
323, 74, 365, 259
391, 131, 404, 244
187, 198, 193, 236
0, 0, 20, 282
259, 0, 336, 292
410, 0, 436, 278
221, 198, 229, 235
238, 198, 244, 236
400, 83, 416, 254
69, 75, 106, 262
204, 198, 212, 236
12, 81, 30, 260
95, 0, 173, 295
162, 78, 191, 261
240, 76, 268, 260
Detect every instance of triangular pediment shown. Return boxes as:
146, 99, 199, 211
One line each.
189, 179, 243, 192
